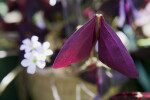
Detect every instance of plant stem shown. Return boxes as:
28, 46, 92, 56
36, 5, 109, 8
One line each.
90, 14, 102, 63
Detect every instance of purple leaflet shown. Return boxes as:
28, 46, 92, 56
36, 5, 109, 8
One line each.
127, 0, 139, 19
118, 0, 139, 28
118, 0, 126, 28
53, 16, 96, 69
97, 67, 111, 96
53, 14, 139, 78
109, 92, 150, 100
98, 16, 139, 78
79, 63, 97, 84
125, 0, 133, 27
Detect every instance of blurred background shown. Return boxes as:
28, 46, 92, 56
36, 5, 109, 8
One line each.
0, 0, 150, 100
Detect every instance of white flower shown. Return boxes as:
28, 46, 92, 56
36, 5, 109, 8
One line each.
21, 52, 46, 74
35, 11, 46, 29
36, 42, 53, 61
20, 36, 41, 52
49, 0, 56, 6
20, 35, 53, 74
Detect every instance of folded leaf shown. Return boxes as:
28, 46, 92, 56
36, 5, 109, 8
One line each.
98, 16, 139, 78
53, 16, 96, 69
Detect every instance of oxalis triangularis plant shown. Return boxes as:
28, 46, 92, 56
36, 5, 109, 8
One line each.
53, 14, 139, 78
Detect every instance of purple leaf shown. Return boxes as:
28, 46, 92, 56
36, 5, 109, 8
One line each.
79, 63, 97, 84
111, 70, 128, 86
125, 1, 133, 27
53, 16, 96, 69
98, 16, 139, 78
118, 0, 126, 28
53, 14, 139, 78
109, 92, 150, 100
97, 68, 111, 96
127, 0, 139, 19
94, 95, 101, 100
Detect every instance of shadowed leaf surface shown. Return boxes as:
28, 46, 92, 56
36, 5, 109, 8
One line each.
53, 16, 96, 69
98, 16, 138, 78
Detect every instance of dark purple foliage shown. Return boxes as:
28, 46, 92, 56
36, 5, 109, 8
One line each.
99, 0, 140, 28
109, 92, 150, 100
79, 63, 97, 84
53, 16, 96, 68
53, 14, 139, 78
98, 16, 138, 78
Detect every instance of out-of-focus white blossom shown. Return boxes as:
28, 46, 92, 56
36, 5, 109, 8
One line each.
36, 42, 53, 61
20, 36, 41, 52
135, 2, 150, 26
116, 31, 129, 47
49, 0, 56, 6
21, 52, 46, 74
20, 35, 53, 74
34, 11, 46, 29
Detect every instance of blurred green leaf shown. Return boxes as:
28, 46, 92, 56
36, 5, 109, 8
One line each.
137, 38, 150, 47
135, 59, 150, 91
0, 56, 19, 100
0, 2, 8, 15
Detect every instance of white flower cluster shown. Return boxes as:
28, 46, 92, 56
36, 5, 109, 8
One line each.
20, 36, 53, 74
